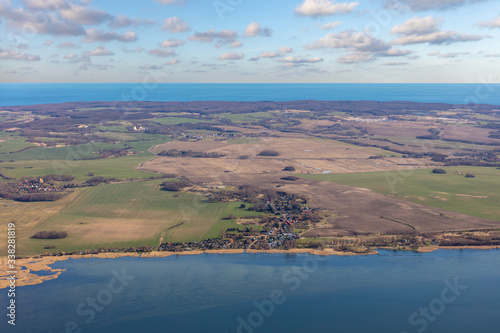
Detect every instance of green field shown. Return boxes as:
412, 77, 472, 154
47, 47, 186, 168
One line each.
166, 200, 264, 243
0, 134, 173, 181
0, 137, 37, 154
4, 142, 123, 161
300, 166, 500, 221
0, 155, 155, 181
11, 181, 264, 255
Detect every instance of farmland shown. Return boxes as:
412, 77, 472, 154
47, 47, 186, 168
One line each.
300, 166, 500, 221
1, 100, 500, 255
6, 180, 262, 255
0, 155, 155, 182
144, 136, 423, 178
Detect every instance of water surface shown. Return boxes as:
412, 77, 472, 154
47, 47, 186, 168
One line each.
2, 83, 500, 106
1, 249, 499, 333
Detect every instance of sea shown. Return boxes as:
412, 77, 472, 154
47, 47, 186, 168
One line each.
1, 84, 500, 332
1, 83, 500, 106
1, 250, 500, 333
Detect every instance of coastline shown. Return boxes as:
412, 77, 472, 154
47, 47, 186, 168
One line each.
2, 245, 500, 289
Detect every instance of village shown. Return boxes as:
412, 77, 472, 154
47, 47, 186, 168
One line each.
39, 188, 317, 257
0, 176, 70, 202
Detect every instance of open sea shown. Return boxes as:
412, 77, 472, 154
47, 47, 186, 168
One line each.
1, 250, 500, 333
1, 83, 500, 106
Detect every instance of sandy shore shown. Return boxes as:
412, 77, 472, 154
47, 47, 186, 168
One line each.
438, 245, 500, 250
2, 245, 498, 289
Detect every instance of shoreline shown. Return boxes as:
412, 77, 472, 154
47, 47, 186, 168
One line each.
2, 245, 500, 289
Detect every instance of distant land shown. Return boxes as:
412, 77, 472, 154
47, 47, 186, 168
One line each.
1, 99, 499, 271
3, 100, 499, 116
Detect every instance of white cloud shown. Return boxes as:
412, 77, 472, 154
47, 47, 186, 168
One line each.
260, 51, 281, 58
385, 0, 490, 12
377, 47, 414, 57
165, 58, 180, 65
0, 48, 41, 61
161, 17, 190, 33
391, 16, 440, 35
63, 53, 78, 59
321, 21, 343, 29
122, 46, 145, 53
149, 48, 177, 57
337, 52, 375, 63
0, 5, 86, 36
59, 4, 111, 25
84, 29, 138, 43
84, 45, 114, 56
189, 29, 238, 43
277, 56, 324, 63
218, 52, 244, 60
305, 30, 390, 52
251, 47, 294, 61
160, 38, 186, 48
23, 0, 67, 10
279, 46, 293, 53
476, 15, 500, 29
391, 16, 487, 45
230, 41, 243, 48
189, 29, 242, 48
108, 14, 156, 28
243, 22, 272, 37
305, 29, 419, 63
294, 0, 359, 18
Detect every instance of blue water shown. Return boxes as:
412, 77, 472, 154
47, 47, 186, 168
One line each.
1, 250, 499, 333
1, 83, 500, 106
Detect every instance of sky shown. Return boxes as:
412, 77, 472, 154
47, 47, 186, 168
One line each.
0, 0, 499, 83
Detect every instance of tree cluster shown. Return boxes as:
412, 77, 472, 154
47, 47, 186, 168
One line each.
158, 149, 226, 158
160, 180, 191, 191
31, 231, 68, 239
258, 150, 279, 156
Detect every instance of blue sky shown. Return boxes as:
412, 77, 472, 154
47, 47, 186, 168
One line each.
0, 0, 499, 83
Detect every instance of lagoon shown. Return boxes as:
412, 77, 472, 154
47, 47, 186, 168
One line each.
1, 249, 500, 333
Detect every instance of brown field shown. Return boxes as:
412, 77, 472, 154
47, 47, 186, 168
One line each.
200, 173, 500, 236
0, 191, 81, 254
440, 124, 500, 144
289, 118, 337, 131
360, 120, 500, 146
142, 135, 500, 237
144, 137, 429, 177
360, 121, 431, 138
142, 119, 500, 239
